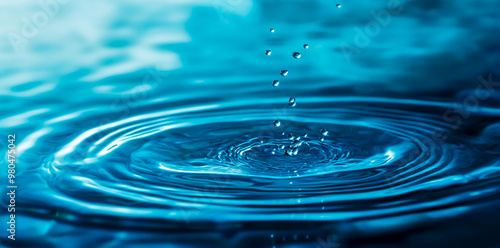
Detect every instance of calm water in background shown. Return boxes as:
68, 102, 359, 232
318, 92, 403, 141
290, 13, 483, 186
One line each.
1, 0, 500, 247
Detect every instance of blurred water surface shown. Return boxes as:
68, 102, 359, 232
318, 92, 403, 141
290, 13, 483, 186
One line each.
1, 0, 500, 247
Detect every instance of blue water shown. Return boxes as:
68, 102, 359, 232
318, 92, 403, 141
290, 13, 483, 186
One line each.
1, 0, 500, 247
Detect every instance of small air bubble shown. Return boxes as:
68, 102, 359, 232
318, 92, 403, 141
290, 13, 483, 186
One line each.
274, 120, 281, 127
292, 52, 301, 59
273, 80, 279, 87
280, 70, 288, 76
265, 50, 272, 56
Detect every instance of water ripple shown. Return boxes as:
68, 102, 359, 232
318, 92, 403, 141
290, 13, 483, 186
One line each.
28, 96, 500, 228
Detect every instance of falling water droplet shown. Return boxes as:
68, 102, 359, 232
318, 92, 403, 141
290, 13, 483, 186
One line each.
280, 70, 288, 76
273, 80, 279, 87
288, 133, 296, 140
303, 44, 309, 49
289, 97, 296, 107
303, 133, 308, 138
321, 129, 329, 136
274, 120, 281, 127
292, 52, 301, 59
320, 137, 325, 142
270, 28, 275, 32
265, 50, 272, 56
336, 4, 341, 8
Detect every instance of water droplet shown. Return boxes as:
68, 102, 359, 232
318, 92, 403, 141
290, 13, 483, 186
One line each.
292, 52, 301, 59
303, 44, 309, 49
270, 28, 275, 32
286, 147, 299, 156
288, 97, 296, 107
291, 140, 303, 147
274, 120, 281, 127
320, 137, 325, 142
303, 133, 308, 138
273, 80, 279, 87
280, 145, 285, 149
290, 182, 293, 184
271, 234, 274, 238
321, 129, 329, 136
288, 133, 296, 140
280, 70, 288, 76
336, 4, 341, 8
265, 50, 272, 56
